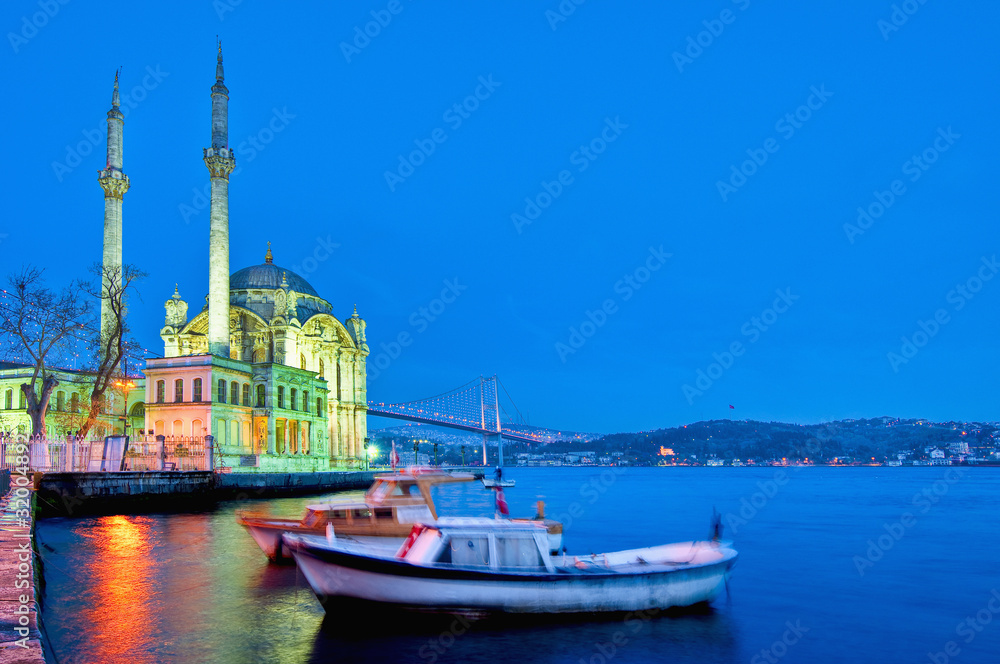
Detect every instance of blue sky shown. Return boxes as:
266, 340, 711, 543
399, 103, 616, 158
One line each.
2, 1, 998, 434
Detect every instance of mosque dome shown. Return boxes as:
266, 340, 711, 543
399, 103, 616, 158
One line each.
229, 243, 320, 297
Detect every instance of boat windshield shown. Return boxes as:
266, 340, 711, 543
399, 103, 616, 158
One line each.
495, 535, 545, 569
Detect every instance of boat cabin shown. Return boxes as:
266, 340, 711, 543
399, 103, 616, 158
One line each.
396, 518, 556, 572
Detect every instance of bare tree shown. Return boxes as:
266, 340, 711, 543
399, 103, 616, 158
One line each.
78, 263, 145, 439
0, 267, 90, 437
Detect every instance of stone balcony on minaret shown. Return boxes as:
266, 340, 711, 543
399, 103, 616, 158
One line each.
203, 147, 235, 179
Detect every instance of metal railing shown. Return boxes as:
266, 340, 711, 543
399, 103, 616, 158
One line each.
0, 435, 212, 473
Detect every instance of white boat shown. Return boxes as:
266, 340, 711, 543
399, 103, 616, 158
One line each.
481, 478, 515, 488
283, 518, 737, 615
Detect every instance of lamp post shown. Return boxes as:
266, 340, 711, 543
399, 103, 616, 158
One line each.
413, 439, 419, 466
460, 444, 466, 467
363, 437, 370, 470
433, 441, 439, 467
114, 378, 136, 436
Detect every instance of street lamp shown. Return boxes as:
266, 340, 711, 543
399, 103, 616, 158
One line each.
114, 379, 136, 436
460, 444, 466, 466
367, 443, 378, 469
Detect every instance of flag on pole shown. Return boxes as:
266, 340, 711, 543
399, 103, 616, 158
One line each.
390, 441, 400, 470
729, 404, 735, 409
494, 486, 509, 517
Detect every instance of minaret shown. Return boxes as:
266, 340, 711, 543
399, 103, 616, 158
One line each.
97, 70, 130, 342
204, 41, 235, 357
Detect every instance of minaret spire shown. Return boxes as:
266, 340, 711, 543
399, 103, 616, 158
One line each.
204, 42, 236, 357
98, 69, 130, 342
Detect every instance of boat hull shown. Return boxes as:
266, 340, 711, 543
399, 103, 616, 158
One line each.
288, 542, 735, 615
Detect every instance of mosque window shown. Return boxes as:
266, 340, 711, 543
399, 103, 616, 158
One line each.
252, 348, 265, 363
218, 379, 227, 404
290, 389, 297, 411
242, 384, 250, 406
230, 381, 239, 405
277, 386, 284, 409
319, 359, 325, 379
56, 391, 65, 412
193, 378, 202, 402
303, 391, 309, 413
256, 385, 265, 408
70, 393, 79, 413
156, 381, 165, 403
317, 397, 323, 417
3, 389, 11, 410
175, 379, 184, 403
337, 363, 342, 398
18, 391, 26, 410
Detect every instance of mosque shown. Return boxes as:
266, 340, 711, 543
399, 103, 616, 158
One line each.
117, 47, 369, 471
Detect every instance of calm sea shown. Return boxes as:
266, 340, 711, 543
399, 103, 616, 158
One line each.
36, 467, 1000, 664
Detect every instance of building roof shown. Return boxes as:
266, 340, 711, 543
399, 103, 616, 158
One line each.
230, 263, 320, 298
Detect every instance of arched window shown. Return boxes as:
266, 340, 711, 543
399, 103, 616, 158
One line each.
256, 385, 265, 408
252, 348, 265, 364
316, 397, 323, 417
277, 386, 285, 409
290, 388, 297, 411
192, 419, 203, 437
18, 390, 26, 410
174, 379, 184, 403
336, 363, 342, 399
56, 391, 65, 412
230, 381, 239, 405
156, 380, 165, 403
193, 378, 203, 402
70, 393, 79, 414
217, 379, 227, 403
172, 419, 184, 436
301, 354, 307, 370
242, 383, 250, 406
3, 389, 11, 410
303, 391, 309, 413
319, 358, 325, 379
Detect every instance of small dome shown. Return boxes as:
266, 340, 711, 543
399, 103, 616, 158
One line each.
230, 263, 319, 297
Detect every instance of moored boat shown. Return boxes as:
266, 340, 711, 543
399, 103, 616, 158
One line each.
283, 518, 737, 615
237, 470, 562, 561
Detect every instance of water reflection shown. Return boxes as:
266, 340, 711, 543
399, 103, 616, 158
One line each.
306, 605, 739, 664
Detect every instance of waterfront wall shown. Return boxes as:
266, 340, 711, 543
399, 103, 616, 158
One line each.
34, 470, 377, 518
0, 478, 45, 662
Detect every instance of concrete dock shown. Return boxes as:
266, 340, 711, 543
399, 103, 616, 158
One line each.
34, 470, 378, 518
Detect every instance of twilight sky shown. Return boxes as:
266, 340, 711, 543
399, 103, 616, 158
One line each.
2, 1, 998, 434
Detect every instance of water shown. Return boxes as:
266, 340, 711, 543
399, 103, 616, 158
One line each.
36, 467, 1000, 664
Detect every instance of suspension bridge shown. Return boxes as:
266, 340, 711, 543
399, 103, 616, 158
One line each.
367, 375, 549, 465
